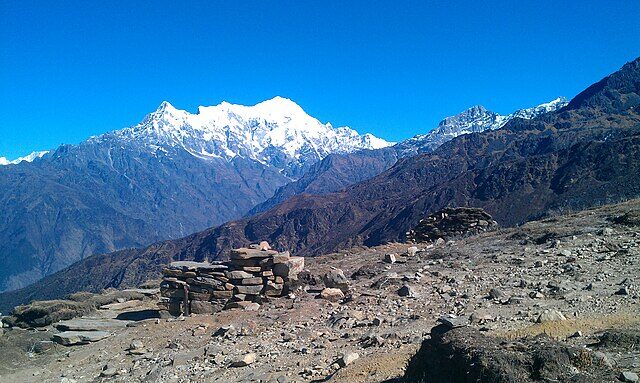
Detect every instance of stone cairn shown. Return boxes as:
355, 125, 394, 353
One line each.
406, 207, 498, 243
158, 242, 304, 315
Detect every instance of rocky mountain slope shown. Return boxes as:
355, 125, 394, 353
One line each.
0, 98, 389, 292
1, 57, 638, 309
252, 97, 568, 213
1, 199, 638, 382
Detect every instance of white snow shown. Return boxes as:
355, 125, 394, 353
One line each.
398, 97, 568, 155
94, 96, 393, 174
0, 150, 50, 166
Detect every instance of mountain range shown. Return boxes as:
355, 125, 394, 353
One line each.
3, 56, 637, 311
0, 98, 390, 292
0, 95, 566, 294
249, 97, 568, 214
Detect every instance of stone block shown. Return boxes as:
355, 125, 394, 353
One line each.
190, 301, 216, 314
226, 270, 255, 279
234, 284, 263, 295
211, 290, 233, 299
230, 248, 277, 260
240, 277, 264, 285
273, 257, 304, 280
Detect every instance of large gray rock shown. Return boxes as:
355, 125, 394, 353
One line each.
537, 309, 567, 323
230, 352, 256, 367
319, 288, 345, 302
272, 256, 305, 280
620, 371, 639, 383
338, 352, 359, 368
323, 269, 350, 293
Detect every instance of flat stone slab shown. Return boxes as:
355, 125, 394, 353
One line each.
438, 315, 469, 329
99, 300, 142, 311
122, 288, 160, 296
52, 331, 111, 346
169, 261, 228, 272
55, 318, 131, 331
230, 248, 278, 260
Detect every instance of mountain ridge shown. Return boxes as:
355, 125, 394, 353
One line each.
251, 97, 568, 214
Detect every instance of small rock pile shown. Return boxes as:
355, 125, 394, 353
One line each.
407, 207, 498, 243
159, 242, 304, 315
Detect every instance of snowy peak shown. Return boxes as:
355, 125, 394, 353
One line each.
397, 97, 568, 155
511, 97, 568, 119
435, 105, 506, 135
0, 151, 50, 166
97, 97, 392, 178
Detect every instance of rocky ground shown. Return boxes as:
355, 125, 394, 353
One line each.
1, 200, 639, 382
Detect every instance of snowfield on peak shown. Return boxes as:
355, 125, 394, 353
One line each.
0, 150, 50, 166
93, 96, 393, 177
396, 97, 568, 155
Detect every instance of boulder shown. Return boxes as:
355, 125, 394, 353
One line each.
323, 268, 350, 293
264, 281, 284, 297
190, 301, 216, 314
398, 285, 417, 297
620, 371, 639, 383
537, 309, 567, 323
319, 288, 345, 302
438, 315, 469, 329
100, 365, 118, 377
230, 352, 256, 367
337, 352, 359, 368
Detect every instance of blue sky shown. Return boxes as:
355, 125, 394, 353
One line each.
1, 1, 639, 159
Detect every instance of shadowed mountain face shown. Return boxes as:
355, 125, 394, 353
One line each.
1, 58, 638, 311
0, 143, 291, 292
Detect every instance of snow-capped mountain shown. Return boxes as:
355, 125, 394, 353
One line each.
0, 97, 391, 292
0, 150, 50, 166
511, 97, 568, 119
92, 96, 392, 178
396, 97, 568, 155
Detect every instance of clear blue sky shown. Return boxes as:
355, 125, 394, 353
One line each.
1, 1, 639, 159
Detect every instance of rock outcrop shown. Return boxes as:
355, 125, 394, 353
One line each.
400, 326, 617, 382
406, 207, 498, 243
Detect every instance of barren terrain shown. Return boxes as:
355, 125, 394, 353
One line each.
1, 199, 639, 382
